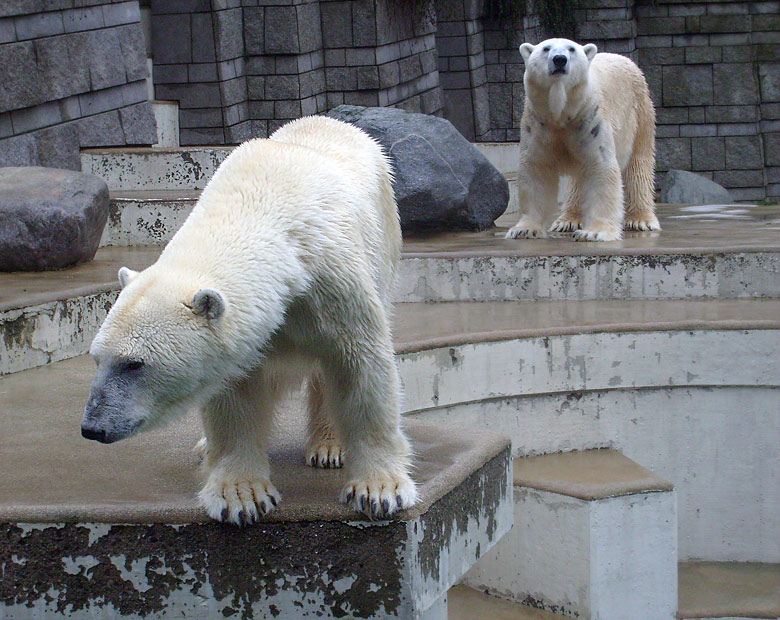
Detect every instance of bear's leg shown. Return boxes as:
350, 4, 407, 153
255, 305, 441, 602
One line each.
623, 143, 661, 232
198, 372, 282, 526
317, 305, 416, 518
550, 176, 583, 233
505, 161, 558, 239
574, 159, 624, 242
305, 372, 344, 469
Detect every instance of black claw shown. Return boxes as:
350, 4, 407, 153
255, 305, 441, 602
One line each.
260, 501, 267, 514
360, 495, 367, 512
323, 459, 329, 469
238, 510, 245, 526
382, 499, 390, 514
311, 456, 317, 466
345, 489, 354, 504
269, 495, 277, 507
371, 500, 379, 515
396, 495, 403, 508
220, 507, 228, 522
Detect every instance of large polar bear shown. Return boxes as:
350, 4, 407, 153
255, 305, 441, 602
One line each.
506, 38, 659, 241
81, 116, 417, 524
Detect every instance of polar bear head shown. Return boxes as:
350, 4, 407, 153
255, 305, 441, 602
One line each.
520, 38, 597, 86
81, 265, 233, 444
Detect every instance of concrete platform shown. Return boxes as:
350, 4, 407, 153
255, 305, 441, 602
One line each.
449, 585, 567, 620
464, 450, 677, 620
0, 355, 512, 619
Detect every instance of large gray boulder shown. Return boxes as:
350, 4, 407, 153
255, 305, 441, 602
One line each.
327, 105, 509, 232
0, 167, 109, 272
659, 169, 733, 204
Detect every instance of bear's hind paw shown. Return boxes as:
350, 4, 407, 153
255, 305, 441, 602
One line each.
574, 228, 622, 242
199, 476, 281, 526
549, 217, 582, 233
306, 441, 344, 469
624, 217, 661, 232
341, 473, 418, 519
505, 224, 546, 239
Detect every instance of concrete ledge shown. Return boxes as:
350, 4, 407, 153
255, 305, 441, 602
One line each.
513, 449, 674, 501
449, 585, 567, 619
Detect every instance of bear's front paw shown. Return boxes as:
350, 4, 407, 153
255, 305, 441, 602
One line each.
549, 215, 582, 233
505, 223, 546, 239
306, 440, 344, 469
199, 472, 281, 526
574, 228, 622, 242
340, 472, 418, 519
624, 216, 661, 232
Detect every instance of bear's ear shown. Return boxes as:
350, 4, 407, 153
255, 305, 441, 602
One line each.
583, 43, 598, 61
519, 43, 535, 62
118, 267, 139, 289
191, 288, 226, 320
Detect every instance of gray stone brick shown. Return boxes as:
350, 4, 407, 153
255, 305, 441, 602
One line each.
0, 112, 11, 138
685, 46, 722, 64
249, 100, 273, 118
730, 187, 767, 201
691, 136, 725, 170
346, 47, 375, 66
714, 169, 764, 187
300, 69, 325, 98
325, 67, 355, 91
399, 55, 422, 83
213, 8, 244, 60
243, 7, 263, 56
14, 11, 64, 40
356, 66, 379, 90
246, 55, 274, 75
78, 84, 124, 116
578, 18, 635, 39
437, 36, 467, 57
706, 105, 759, 123
220, 77, 246, 107
62, 7, 103, 33
218, 58, 240, 81
488, 82, 512, 127
709, 33, 751, 46
635, 35, 673, 48
321, 2, 352, 49
378, 61, 400, 88
120, 102, 157, 144
265, 6, 298, 54
766, 132, 780, 166
421, 87, 443, 115
722, 45, 754, 63
297, 3, 321, 53
191, 12, 216, 63
123, 79, 152, 106
266, 74, 300, 99
0, 133, 37, 166
352, 1, 376, 47
32, 122, 80, 169
274, 99, 301, 119
324, 49, 345, 66
759, 63, 780, 102
440, 70, 469, 90
86, 29, 127, 90
267, 119, 287, 136
486, 63, 505, 82
344, 90, 379, 106
223, 102, 244, 126
118, 24, 150, 82
717, 123, 758, 136
767, 166, 780, 183
77, 109, 125, 147
225, 119, 252, 144
246, 76, 264, 99
375, 41, 400, 64
663, 65, 712, 106
11, 100, 61, 134
680, 124, 717, 137
700, 14, 751, 33
187, 63, 217, 82
760, 119, 780, 132
0, 18, 15, 43
656, 125, 680, 138
273, 55, 297, 74
155, 82, 221, 108
688, 107, 705, 123
668, 5, 706, 17
708, 2, 750, 15
153, 14, 192, 64
714, 63, 759, 105
642, 65, 662, 104
326, 91, 344, 108
756, 43, 780, 62
420, 49, 437, 74
35, 34, 90, 101
151, 0, 211, 14
725, 135, 764, 169
102, 1, 140, 27
753, 13, 780, 31
656, 137, 691, 170
0, 41, 42, 113
180, 127, 224, 145
639, 47, 684, 66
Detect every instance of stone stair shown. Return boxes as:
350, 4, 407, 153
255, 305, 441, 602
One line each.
1, 145, 778, 618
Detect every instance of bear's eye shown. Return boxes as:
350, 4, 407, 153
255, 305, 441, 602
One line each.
543, 46, 550, 52
569, 46, 575, 52
125, 360, 145, 371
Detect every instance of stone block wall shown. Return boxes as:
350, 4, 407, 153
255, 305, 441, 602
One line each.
151, 0, 442, 145
0, 1, 156, 170
635, 0, 780, 201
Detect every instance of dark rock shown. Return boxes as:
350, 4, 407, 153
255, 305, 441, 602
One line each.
659, 169, 733, 205
0, 167, 109, 271
327, 105, 509, 232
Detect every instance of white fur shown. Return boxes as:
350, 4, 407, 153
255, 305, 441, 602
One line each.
88, 116, 417, 523
507, 38, 659, 242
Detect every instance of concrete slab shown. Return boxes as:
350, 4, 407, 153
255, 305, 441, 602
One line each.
678, 562, 780, 619
0, 355, 512, 619
100, 191, 199, 247
449, 585, 567, 620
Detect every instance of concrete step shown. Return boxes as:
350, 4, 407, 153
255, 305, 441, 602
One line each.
0, 354, 512, 619
678, 562, 780, 619
464, 449, 678, 620
449, 585, 567, 619
101, 190, 199, 247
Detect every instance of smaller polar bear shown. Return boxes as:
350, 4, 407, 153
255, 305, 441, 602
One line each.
81, 116, 417, 524
506, 38, 659, 242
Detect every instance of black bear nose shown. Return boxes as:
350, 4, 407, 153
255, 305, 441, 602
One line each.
81, 424, 106, 442
553, 54, 568, 68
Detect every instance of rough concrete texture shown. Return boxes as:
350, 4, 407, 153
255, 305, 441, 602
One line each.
678, 562, 780, 619
449, 585, 568, 620
0, 359, 512, 618
465, 486, 677, 620
327, 105, 509, 232
80, 147, 233, 191
660, 169, 733, 205
0, 167, 109, 271
100, 191, 199, 247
